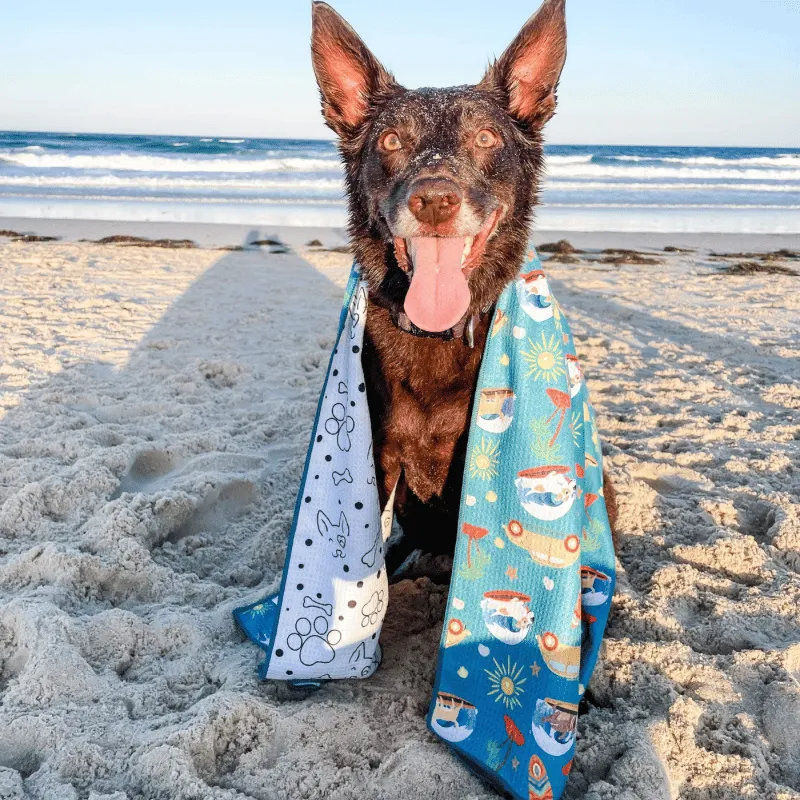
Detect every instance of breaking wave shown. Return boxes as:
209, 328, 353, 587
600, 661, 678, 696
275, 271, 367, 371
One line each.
1, 131, 798, 232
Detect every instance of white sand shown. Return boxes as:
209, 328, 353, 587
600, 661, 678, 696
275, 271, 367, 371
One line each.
0, 226, 798, 800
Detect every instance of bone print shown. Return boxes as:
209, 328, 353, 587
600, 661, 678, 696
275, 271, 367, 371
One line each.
303, 595, 333, 616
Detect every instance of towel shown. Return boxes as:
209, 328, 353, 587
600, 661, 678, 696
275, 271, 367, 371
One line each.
233, 247, 615, 799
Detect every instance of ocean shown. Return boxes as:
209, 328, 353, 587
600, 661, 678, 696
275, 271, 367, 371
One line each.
1, 131, 799, 233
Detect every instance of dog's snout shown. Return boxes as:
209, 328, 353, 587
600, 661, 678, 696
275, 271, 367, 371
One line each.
407, 178, 462, 227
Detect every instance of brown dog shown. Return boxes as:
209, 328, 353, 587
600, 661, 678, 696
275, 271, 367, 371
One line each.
310, 0, 616, 575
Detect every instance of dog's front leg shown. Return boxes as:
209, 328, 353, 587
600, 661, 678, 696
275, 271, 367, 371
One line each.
387, 486, 460, 580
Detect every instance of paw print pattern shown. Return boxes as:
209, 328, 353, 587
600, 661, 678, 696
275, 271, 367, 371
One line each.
286, 616, 343, 666
325, 403, 355, 452
361, 590, 385, 628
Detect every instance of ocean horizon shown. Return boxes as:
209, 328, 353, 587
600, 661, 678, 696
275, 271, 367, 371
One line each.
1, 130, 799, 234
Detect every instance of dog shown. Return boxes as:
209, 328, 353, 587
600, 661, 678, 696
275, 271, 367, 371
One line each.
310, 0, 617, 577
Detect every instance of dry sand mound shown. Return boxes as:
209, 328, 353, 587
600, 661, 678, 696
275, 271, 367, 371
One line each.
0, 239, 798, 800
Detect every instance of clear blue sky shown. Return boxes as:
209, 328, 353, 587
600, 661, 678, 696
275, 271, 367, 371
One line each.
1, 0, 798, 147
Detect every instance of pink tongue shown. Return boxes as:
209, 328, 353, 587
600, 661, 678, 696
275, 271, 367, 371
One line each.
404, 237, 470, 332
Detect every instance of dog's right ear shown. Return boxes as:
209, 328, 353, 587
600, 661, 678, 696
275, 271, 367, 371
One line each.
311, 2, 398, 137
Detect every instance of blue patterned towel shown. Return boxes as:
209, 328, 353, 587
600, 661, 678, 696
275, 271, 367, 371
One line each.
233, 247, 615, 799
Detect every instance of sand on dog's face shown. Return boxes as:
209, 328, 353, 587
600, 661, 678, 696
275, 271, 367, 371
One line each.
0, 238, 799, 800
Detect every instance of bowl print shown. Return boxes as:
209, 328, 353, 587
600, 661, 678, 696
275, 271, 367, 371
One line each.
477, 388, 515, 434
480, 589, 534, 645
566, 354, 584, 398
516, 270, 554, 322
515, 466, 576, 521
581, 566, 613, 607
531, 697, 578, 756
430, 692, 478, 743
491, 308, 508, 338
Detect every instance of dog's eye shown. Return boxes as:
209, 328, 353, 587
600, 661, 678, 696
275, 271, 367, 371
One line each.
475, 129, 499, 148
379, 132, 403, 152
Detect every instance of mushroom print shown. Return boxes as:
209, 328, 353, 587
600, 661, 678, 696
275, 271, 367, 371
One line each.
487, 715, 526, 772
544, 388, 571, 448
581, 491, 599, 542
461, 523, 490, 570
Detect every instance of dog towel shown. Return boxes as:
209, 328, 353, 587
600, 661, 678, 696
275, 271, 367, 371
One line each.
233, 247, 615, 800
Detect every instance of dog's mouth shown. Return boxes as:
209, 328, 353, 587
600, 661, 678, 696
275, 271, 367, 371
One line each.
392, 207, 502, 333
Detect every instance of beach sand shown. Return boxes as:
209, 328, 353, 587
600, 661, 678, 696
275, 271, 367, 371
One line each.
0, 221, 799, 800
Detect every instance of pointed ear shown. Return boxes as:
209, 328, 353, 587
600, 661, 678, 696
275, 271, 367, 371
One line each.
311, 2, 398, 137
317, 510, 332, 536
478, 0, 567, 128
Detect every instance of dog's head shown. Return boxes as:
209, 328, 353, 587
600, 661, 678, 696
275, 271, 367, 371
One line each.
311, 0, 567, 333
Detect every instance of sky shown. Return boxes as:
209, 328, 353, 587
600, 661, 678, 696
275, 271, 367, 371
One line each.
0, 0, 798, 147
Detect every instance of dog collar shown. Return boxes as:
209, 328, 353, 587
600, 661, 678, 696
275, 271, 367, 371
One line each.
391, 307, 485, 346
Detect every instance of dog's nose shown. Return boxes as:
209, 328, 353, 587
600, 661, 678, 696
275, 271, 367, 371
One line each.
407, 178, 462, 227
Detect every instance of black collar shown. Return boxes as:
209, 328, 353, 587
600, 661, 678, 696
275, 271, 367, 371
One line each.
390, 308, 488, 347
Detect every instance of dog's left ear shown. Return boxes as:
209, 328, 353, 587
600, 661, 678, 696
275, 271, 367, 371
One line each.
311, 2, 399, 138
478, 0, 567, 128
